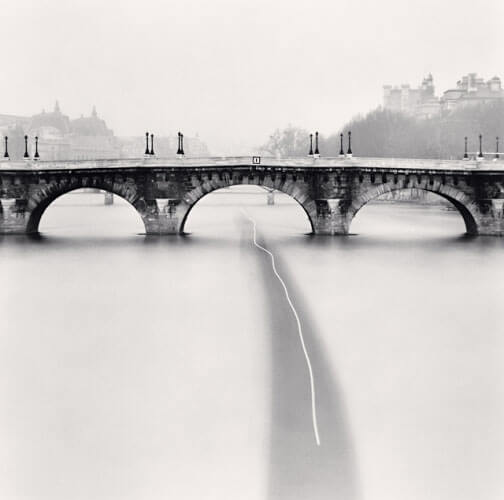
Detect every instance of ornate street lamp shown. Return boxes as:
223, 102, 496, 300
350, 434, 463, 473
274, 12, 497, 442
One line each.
308, 134, 313, 156
347, 131, 352, 157
3, 136, 8, 159
150, 134, 154, 155
478, 134, 483, 159
314, 131, 320, 157
339, 133, 344, 157
463, 136, 468, 159
24, 135, 29, 159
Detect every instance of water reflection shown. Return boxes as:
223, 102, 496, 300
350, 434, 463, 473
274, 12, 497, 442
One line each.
250, 221, 360, 499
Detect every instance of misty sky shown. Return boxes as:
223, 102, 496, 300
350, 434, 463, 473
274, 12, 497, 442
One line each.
1, 0, 502, 154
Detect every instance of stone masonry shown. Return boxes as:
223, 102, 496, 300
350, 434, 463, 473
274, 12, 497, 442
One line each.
1, 156, 504, 236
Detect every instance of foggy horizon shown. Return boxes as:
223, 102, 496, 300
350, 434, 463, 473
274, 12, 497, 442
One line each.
1, 0, 502, 155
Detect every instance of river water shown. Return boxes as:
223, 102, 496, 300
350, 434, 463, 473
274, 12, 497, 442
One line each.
0, 187, 503, 500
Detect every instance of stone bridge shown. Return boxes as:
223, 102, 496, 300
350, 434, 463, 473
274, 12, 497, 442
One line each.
1, 155, 504, 235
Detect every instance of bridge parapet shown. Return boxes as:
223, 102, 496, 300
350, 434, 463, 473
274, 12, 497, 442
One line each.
1, 155, 503, 172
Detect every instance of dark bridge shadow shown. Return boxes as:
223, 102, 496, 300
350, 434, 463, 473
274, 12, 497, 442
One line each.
242, 224, 360, 500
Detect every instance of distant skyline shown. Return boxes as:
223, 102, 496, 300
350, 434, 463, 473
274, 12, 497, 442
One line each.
1, 0, 502, 155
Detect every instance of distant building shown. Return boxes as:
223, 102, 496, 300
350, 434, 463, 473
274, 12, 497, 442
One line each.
383, 73, 504, 119
0, 101, 209, 159
383, 74, 439, 118
28, 102, 120, 160
0, 114, 29, 130
440, 73, 504, 111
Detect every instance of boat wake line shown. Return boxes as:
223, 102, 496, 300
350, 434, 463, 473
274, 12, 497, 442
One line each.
241, 210, 321, 446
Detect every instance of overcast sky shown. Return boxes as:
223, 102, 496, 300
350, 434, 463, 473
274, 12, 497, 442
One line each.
0, 0, 502, 154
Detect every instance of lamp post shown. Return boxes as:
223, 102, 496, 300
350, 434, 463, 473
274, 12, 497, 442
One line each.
176, 132, 182, 155
339, 133, 344, 157
24, 135, 29, 159
314, 131, 320, 157
478, 134, 483, 159
3, 136, 8, 159
145, 132, 150, 155
347, 131, 352, 157
150, 134, 154, 155
308, 134, 313, 156
180, 133, 185, 155
463, 136, 468, 159
34, 136, 40, 159
496, 137, 500, 159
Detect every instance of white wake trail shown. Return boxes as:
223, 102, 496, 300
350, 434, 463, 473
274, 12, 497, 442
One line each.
243, 211, 321, 446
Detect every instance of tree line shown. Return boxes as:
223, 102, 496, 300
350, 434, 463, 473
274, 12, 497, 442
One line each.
260, 101, 504, 159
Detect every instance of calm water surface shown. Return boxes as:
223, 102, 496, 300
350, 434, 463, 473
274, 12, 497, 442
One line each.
0, 188, 503, 500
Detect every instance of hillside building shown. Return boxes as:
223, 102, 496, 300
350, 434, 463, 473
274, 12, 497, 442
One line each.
441, 73, 503, 111
383, 74, 439, 118
383, 73, 504, 118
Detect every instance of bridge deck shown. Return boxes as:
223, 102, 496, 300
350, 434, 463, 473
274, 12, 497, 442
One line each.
0, 156, 503, 172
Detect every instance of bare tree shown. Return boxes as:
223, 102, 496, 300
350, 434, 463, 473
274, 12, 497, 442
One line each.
260, 125, 310, 157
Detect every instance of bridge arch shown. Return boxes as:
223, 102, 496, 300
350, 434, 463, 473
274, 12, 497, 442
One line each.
348, 182, 480, 235
179, 177, 317, 234
26, 182, 147, 234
